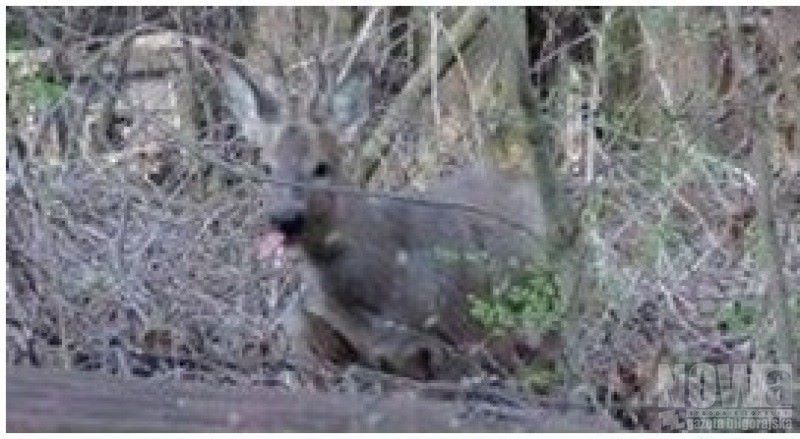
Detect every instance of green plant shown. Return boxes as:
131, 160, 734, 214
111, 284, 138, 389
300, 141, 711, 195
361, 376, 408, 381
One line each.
469, 265, 566, 334
521, 357, 563, 394
465, 261, 567, 393
7, 20, 66, 113
14, 74, 67, 110
637, 217, 683, 268
6, 19, 28, 51
715, 300, 758, 334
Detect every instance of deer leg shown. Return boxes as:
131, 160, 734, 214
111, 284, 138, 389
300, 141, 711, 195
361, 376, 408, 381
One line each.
299, 287, 476, 380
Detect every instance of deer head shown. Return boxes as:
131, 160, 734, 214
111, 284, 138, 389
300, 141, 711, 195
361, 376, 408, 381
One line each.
222, 56, 372, 250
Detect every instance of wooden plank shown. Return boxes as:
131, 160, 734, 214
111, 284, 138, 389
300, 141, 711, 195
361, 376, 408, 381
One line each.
6, 367, 620, 432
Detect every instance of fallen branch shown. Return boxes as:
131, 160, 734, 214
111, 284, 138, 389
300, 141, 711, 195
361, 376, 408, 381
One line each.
6, 367, 622, 432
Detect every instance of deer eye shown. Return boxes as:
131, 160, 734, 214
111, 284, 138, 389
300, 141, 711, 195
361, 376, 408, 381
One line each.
313, 162, 331, 178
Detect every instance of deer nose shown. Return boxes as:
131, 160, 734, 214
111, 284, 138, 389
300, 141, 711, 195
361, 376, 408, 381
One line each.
269, 211, 306, 237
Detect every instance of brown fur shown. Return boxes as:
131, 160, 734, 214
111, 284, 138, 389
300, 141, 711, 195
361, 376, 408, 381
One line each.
224, 61, 556, 379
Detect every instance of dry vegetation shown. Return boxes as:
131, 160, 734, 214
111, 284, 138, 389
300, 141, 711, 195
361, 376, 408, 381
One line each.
6, 6, 799, 431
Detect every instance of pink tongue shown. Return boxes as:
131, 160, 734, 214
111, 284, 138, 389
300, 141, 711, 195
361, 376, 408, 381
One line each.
257, 231, 286, 260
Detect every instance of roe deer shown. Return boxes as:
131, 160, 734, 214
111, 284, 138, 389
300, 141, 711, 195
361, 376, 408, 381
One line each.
224, 59, 560, 380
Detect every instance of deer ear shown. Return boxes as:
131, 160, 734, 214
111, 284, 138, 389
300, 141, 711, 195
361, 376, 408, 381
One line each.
223, 64, 283, 140
329, 65, 372, 143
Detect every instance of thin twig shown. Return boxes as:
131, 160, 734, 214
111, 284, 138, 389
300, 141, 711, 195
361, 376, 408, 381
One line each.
430, 8, 441, 129
336, 7, 382, 86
